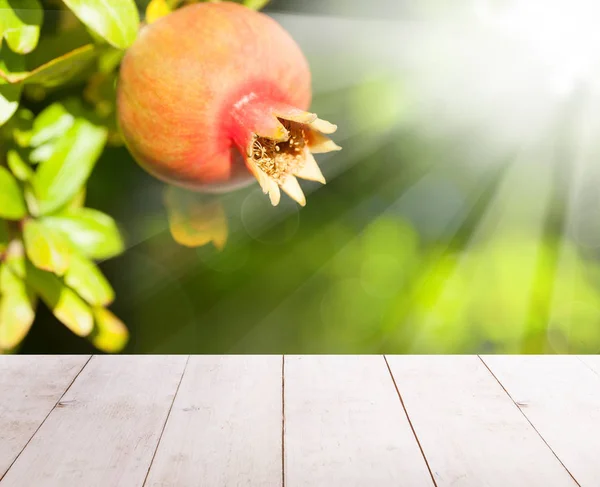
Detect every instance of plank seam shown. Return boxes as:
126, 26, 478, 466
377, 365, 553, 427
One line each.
141, 355, 191, 487
0, 354, 93, 483
383, 356, 438, 487
281, 355, 286, 487
478, 355, 581, 487
576, 356, 600, 379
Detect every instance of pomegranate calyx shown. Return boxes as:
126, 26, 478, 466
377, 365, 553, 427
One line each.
239, 105, 341, 207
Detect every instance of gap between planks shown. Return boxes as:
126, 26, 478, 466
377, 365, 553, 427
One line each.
141, 355, 191, 487
383, 355, 438, 487
477, 355, 581, 487
0, 355, 92, 484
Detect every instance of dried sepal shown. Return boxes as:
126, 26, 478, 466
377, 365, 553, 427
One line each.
245, 108, 341, 207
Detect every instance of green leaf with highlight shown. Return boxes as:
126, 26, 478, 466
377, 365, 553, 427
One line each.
61, 0, 140, 49
32, 118, 107, 215
0, 44, 25, 125
0, 165, 27, 220
0, 0, 43, 54
65, 251, 114, 306
0, 264, 36, 351
26, 261, 93, 337
23, 219, 72, 275
30, 103, 76, 147
90, 307, 128, 352
42, 208, 124, 260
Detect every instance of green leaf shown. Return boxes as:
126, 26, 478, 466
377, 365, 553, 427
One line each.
32, 118, 107, 215
98, 47, 124, 73
0, 166, 27, 220
0, 263, 36, 350
30, 103, 76, 147
0, 0, 44, 54
1, 108, 33, 146
90, 307, 128, 352
238, 0, 271, 10
64, 251, 114, 306
23, 184, 39, 217
23, 219, 72, 275
0, 45, 97, 87
29, 142, 56, 163
25, 261, 93, 336
26, 103, 78, 165
0, 44, 25, 125
7, 149, 34, 181
41, 208, 124, 260
61, 0, 140, 49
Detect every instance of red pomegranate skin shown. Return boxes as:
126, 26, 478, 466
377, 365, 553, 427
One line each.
117, 2, 340, 205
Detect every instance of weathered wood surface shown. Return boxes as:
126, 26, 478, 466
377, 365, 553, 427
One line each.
284, 355, 433, 487
0, 355, 598, 486
483, 355, 600, 487
387, 356, 576, 487
0, 356, 187, 487
0, 356, 89, 480
144, 355, 282, 487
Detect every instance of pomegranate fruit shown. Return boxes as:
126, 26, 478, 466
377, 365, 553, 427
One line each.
117, 1, 341, 207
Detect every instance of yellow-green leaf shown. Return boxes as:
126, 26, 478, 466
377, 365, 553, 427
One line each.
7, 149, 34, 181
0, 264, 36, 350
61, 0, 140, 49
146, 0, 171, 24
65, 251, 114, 306
41, 208, 124, 260
0, 0, 44, 54
0, 166, 27, 220
32, 119, 107, 215
164, 186, 228, 249
90, 307, 128, 352
23, 219, 71, 275
25, 261, 93, 336
238, 0, 270, 10
4, 239, 26, 278
0, 45, 97, 87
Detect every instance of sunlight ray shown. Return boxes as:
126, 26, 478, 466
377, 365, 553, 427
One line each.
405, 117, 563, 353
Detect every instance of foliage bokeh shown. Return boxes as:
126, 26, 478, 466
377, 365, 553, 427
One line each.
2, 0, 600, 354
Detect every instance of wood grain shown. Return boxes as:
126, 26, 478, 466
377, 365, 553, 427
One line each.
144, 355, 283, 487
0, 355, 89, 479
483, 355, 600, 487
387, 355, 576, 487
284, 355, 433, 487
0, 355, 187, 487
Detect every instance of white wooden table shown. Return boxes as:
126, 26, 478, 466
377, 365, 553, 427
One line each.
0, 356, 599, 486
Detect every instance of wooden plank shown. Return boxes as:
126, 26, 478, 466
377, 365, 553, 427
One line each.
0, 355, 187, 487
0, 356, 89, 479
144, 355, 282, 487
387, 355, 576, 487
284, 355, 433, 487
483, 355, 600, 487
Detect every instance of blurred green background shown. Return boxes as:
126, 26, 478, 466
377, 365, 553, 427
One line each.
16, 0, 600, 354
